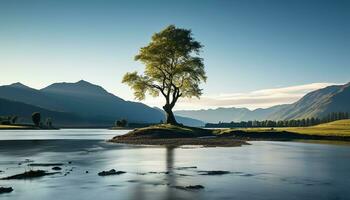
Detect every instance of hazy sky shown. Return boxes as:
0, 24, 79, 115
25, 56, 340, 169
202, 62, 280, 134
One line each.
0, 0, 349, 110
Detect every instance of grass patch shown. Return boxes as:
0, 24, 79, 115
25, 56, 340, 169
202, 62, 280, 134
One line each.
280, 119, 350, 136
218, 120, 350, 137
114, 124, 213, 139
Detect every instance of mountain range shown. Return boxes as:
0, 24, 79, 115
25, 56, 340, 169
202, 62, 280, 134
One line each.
175, 82, 350, 123
1, 81, 348, 126
0, 80, 204, 127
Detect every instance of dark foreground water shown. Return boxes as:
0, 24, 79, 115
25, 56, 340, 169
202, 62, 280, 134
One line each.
0, 129, 350, 200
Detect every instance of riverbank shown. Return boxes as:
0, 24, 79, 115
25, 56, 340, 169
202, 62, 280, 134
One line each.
112, 137, 249, 147
219, 119, 350, 140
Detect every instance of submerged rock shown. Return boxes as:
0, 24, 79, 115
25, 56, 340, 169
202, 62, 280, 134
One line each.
173, 185, 205, 191
175, 166, 197, 170
1, 170, 59, 180
98, 169, 126, 176
28, 163, 63, 167
0, 187, 13, 194
52, 167, 62, 171
198, 170, 231, 175
148, 171, 170, 174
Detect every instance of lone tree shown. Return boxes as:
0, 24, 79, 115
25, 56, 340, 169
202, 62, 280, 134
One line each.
32, 112, 41, 127
122, 25, 206, 125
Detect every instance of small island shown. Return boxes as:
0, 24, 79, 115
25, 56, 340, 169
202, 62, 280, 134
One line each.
110, 124, 248, 147
110, 119, 350, 147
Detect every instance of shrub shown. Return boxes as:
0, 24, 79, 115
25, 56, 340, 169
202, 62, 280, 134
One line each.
32, 112, 41, 127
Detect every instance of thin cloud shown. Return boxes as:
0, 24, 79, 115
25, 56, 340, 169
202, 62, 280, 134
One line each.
144, 82, 340, 110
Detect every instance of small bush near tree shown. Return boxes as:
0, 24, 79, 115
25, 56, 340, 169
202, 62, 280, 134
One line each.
115, 119, 128, 127
32, 112, 41, 127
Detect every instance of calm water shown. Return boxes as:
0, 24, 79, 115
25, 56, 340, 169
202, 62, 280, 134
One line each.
0, 129, 350, 200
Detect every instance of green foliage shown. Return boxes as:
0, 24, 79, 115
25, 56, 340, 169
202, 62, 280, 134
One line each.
122, 25, 206, 124
32, 112, 41, 127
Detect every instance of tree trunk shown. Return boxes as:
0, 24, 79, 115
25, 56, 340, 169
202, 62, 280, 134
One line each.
163, 105, 178, 125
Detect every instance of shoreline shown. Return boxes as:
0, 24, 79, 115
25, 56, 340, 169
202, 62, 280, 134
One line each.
110, 137, 249, 147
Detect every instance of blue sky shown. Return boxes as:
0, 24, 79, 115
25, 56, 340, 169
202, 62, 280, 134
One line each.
0, 0, 349, 109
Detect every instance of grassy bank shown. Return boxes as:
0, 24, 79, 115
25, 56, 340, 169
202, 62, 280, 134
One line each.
281, 119, 350, 136
219, 119, 350, 137
0, 125, 35, 130
0, 124, 59, 130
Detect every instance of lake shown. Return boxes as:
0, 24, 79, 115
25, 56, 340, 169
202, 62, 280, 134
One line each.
0, 129, 350, 200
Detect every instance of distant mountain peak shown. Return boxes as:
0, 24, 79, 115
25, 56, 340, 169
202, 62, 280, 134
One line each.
41, 80, 111, 96
7, 82, 32, 90
76, 80, 92, 85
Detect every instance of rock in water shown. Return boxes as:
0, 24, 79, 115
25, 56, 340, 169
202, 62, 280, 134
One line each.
52, 167, 62, 171
198, 170, 231, 175
28, 163, 63, 167
185, 185, 205, 190
1, 170, 58, 180
98, 169, 126, 176
0, 187, 14, 194
173, 185, 205, 191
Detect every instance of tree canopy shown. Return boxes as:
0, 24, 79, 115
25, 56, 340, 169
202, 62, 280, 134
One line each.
122, 25, 206, 124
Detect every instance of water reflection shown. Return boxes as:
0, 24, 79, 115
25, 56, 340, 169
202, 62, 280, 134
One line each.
164, 147, 176, 200
128, 147, 178, 200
